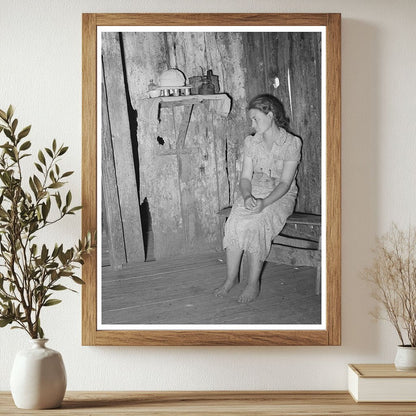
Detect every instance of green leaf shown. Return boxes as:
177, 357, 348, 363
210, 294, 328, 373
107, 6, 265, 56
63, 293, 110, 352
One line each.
41, 201, 50, 220
43, 299, 62, 307
31, 244, 38, 256
0, 293, 11, 302
0, 317, 13, 327
34, 163, 43, 173
6, 105, 14, 121
0, 109, 7, 121
65, 191, 72, 207
58, 250, 67, 264
71, 276, 85, 285
50, 285, 68, 291
33, 175, 43, 192
45, 147, 53, 158
17, 125, 31, 140
4, 129, 12, 140
51, 244, 59, 258
41, 244, 48, 262
19, 153, 30, 160
48, 182, 64, 189
29, 177, 38, 197
61, 171, 74, 178
38, 325, 44, 339
38, 150, 46, 165
58, 146, 68, 156
11, 118, 18, 133
19, 140, 31, 151
55, 192, 62, 208
52, 139, 57, 152
69, 206, 82, 214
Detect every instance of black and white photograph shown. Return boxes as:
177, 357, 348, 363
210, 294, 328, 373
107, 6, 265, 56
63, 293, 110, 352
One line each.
98, 26, 325, 329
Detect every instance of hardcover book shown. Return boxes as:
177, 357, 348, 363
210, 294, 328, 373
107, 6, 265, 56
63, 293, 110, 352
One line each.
348, 364, 416, 402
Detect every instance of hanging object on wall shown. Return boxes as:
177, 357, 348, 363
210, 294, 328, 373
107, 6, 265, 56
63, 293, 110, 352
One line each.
273, 76, 280, 89
190, 69, 220, 95
159, 68, 186, 87
198, 75, 215, 95
147, 79, 160, 98
158, 68, 191, 97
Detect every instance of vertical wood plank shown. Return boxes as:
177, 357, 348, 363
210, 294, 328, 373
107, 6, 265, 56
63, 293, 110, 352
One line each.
214, 32, 249, 204
122, 32, 169, 108
287, 32, 322, 214
101, 32, 145, 263
242, 32, 267, 100
101, 77, 127, 269
270, 32, 292, 122
266, 32, 322, 214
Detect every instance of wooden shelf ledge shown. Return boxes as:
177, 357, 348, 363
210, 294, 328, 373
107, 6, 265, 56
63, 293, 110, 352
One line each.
1, 391, 416, 415
149, 93, 230, 108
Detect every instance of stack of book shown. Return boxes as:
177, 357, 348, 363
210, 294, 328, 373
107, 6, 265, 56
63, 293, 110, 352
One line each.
348, 364, 416, 402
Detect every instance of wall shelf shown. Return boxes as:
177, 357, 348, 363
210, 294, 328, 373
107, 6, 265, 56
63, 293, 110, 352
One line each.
146, 93, 230, 108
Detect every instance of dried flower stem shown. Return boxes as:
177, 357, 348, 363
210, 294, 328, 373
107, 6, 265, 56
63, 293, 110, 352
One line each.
363, 223, 416, 347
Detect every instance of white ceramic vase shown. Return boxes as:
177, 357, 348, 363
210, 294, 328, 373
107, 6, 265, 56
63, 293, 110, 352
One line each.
10, 338, 67, 409
394, 345, 416, 371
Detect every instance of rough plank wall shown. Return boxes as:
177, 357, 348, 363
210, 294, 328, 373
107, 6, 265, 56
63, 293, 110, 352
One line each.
101, 32, 145, 265
160, 31, 249, 209
244, 32, 322, 214
105, 31, 321, 261
101, 74, 126, 269
286, 32, 321, 214
122, 32, 248, 260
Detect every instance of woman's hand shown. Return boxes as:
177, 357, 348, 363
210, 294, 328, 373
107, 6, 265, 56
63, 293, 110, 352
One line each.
244, 195, 257, 210
244, 196, 265, 213
252, 198, 265, 213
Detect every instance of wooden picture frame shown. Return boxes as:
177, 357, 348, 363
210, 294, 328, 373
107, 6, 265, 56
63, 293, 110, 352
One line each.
82, 13, 341, 346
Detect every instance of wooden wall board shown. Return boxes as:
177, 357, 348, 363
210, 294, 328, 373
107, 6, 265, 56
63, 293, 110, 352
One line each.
101, 78, 126, 269
101, 32, 145, 263
287, 32, 322, 214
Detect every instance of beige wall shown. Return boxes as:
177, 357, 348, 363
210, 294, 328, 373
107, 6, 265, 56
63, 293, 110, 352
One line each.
1, 0, 415, 390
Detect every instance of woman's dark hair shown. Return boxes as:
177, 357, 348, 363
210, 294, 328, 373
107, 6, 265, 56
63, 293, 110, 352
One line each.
248, 94, 289, 129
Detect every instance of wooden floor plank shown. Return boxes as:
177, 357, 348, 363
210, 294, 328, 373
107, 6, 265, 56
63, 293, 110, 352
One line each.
101, 252, 321, 325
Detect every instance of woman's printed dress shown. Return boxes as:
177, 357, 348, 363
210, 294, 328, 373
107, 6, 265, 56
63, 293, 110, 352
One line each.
223, 129, 302, 261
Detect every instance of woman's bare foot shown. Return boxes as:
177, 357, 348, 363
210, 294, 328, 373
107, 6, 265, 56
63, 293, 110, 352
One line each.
238, 283, 260, 303
214, 279, 237, 297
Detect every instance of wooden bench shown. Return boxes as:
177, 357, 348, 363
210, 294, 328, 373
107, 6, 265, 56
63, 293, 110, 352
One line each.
217, 207, 321, 295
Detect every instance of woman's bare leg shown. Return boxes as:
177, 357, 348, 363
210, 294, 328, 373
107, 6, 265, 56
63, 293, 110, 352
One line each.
238, 252, 263, 303
214, 247, 243, 297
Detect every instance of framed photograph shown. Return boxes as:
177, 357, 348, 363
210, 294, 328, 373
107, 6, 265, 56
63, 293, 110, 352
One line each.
82, 13, 341, 346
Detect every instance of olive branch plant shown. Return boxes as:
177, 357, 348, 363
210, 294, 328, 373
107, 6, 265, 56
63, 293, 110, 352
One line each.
363, 223, 416, 347
0, 105, 94, 339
